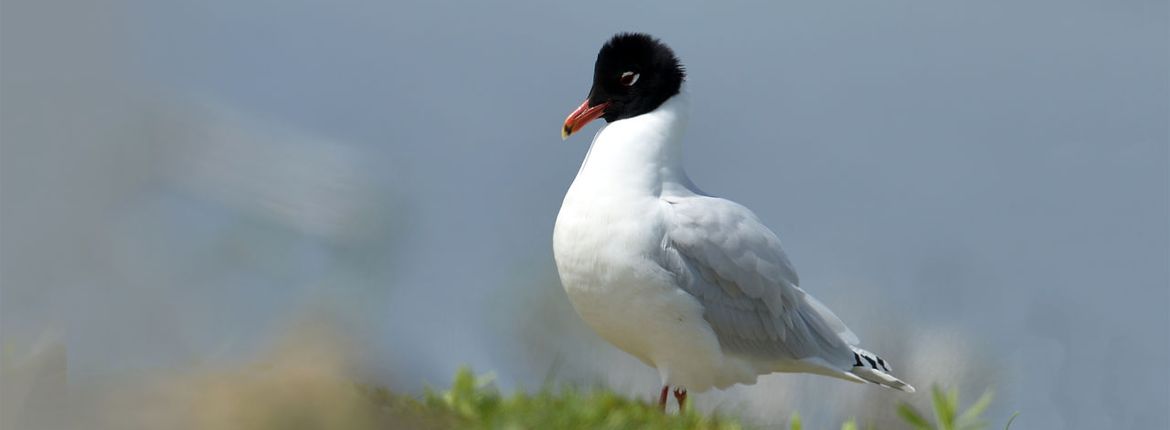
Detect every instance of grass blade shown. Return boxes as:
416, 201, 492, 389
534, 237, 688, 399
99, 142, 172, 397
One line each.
1004, 412, 1020, 430
898, 402, 934, 430
956, 389, 993, 429
931, 385, 957, 430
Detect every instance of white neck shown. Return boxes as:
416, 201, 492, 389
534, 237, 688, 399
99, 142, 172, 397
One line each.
570, 91, 694, 198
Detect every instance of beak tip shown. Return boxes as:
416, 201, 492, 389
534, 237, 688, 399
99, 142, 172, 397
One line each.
562, 99, 608, 142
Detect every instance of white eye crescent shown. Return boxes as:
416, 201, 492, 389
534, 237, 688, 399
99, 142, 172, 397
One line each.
620, 71, 640, 86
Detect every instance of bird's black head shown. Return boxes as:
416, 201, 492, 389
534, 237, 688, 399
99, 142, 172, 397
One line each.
562, 33, 686, 139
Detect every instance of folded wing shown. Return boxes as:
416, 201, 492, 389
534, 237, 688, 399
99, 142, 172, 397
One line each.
659, 195, 858, 369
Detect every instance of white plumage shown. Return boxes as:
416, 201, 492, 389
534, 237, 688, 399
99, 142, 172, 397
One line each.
553, 91, 914, 394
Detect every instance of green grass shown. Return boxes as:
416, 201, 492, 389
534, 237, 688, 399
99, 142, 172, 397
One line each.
896, 386, 1003, 430
353, 368, 1017, 430
360, 368, 742, 429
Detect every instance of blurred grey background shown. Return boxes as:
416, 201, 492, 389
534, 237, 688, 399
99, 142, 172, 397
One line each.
2, 0, 1167, 428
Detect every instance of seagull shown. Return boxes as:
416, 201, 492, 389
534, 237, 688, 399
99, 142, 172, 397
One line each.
553, 33, 915, 412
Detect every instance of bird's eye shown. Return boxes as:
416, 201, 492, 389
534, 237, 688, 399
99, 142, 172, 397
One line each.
620, 71, 640, 86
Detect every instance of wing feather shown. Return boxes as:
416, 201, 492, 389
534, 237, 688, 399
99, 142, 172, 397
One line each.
659, 195, 857, 366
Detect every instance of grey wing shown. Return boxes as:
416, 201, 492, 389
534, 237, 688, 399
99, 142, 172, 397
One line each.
659, 195, 858, 366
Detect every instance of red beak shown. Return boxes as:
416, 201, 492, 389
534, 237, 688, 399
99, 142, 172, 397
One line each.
562, 99, 609, 140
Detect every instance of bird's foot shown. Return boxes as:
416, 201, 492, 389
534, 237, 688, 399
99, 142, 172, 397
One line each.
673, 387, 687, 412
658, 386, 669, 412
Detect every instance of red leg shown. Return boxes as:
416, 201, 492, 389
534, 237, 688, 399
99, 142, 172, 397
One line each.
673, 387, 688, 412
658, 386, 669, 412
